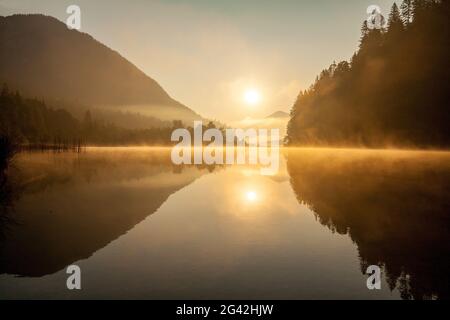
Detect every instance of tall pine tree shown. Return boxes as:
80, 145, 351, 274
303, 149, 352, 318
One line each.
359, 21, 370, 48
400, 0, 415, 25
388, 3, 404, 33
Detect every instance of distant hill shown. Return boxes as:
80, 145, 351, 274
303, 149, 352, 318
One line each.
267, 111, 289, 119
230, 112, 290, 143
0, 14, 201, 123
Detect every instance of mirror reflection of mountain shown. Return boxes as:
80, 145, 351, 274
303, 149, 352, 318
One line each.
0, 169, 20, 242
286, 148, 450, 300
0, 148, 209, 277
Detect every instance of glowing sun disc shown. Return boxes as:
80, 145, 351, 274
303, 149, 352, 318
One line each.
246, 191, 258, 202
244, 89, 261, 105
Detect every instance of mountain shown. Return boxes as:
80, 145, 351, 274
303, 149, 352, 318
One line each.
0, 14, 201, 123
266, 111, 289, 119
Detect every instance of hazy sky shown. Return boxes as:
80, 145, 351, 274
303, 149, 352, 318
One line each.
0, 0, 398, 121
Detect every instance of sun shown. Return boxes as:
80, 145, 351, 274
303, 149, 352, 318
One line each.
245, 191, 258, 202
244, 89, 261, 106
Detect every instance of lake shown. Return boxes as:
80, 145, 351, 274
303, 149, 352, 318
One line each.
0, 147, 449, 300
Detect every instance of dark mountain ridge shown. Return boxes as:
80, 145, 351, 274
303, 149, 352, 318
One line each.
0, 14, 201, 122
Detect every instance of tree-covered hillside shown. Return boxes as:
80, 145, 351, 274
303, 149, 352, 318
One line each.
0, 84, 179, 148
287, 0, 450, 148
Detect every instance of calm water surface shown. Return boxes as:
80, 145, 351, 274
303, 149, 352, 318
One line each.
0, 148, 449, 299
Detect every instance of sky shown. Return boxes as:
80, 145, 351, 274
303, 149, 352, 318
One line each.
0, 0, 398, 122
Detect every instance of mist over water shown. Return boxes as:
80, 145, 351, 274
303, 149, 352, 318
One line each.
0, 147, 449, 299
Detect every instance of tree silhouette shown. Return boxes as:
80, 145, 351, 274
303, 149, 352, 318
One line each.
0, 87, 179, 149
287, 0, 450, 148
388, 3, 404, 34
400, 0, 415, 25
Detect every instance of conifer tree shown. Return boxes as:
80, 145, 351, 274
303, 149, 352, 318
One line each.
400, 0, 415, 25
388, 3, 404, 33
359, 21, 371, 49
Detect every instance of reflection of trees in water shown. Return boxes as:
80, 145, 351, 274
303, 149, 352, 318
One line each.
0, 151, 213, 277
287, 150, 450, 300
0, 170, 21, 242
